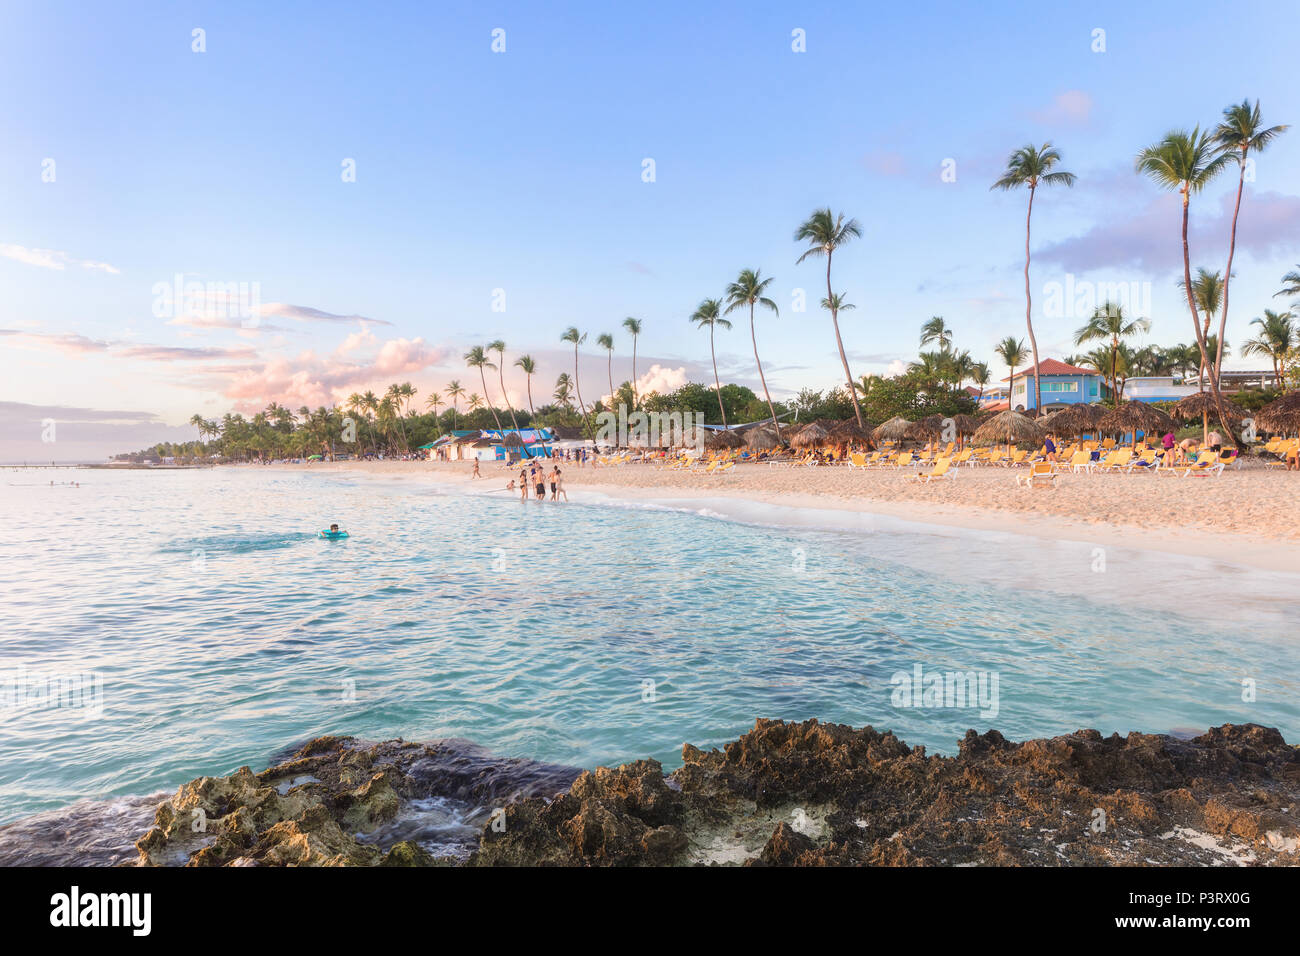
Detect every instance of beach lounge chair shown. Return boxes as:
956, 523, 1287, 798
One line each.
1067, 449, 1094, 473
1097, 449, 1133, 472
848, 452, 869, 469
908, 456, 953, 482
1016, 461, 1057, 488
1124, 449, 1160, 473
1171, 450, 1226, 477
892, 452, 914, 468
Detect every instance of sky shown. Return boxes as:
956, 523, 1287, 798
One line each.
3, 0, 1300, 460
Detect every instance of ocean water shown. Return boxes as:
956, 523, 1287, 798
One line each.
2, 466, 1298, 845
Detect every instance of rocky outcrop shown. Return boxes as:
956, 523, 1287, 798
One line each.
131, 720, 1300, 866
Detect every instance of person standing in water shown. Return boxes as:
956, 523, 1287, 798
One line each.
471, 458, 481, 479
553, 466, 567, 502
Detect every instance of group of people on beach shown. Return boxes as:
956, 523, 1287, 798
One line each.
1037, 428, 1227, 468
505, 461, 567, 501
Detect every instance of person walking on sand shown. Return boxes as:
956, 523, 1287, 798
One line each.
471, 458, 481, 479
1161, 429, 1176, 467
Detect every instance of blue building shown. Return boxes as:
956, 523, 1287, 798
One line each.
1002, 359, 1103, 412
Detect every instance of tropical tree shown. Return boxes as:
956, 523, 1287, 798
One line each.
991, 143, 1077, 412
487, 340, 523, 441
464, 345, 505, 433
1278, 266, 1300, 301
1136, 127, 1232, 439
514, 355, 538, 418
467, 393, 484, 413
970, 362, 991, 403
1212, 101, 1288, 384
994, 337, 1026, 410
445, 380, 465, 430
1241, 310, 1295, 384
424, 391, 444, 435
553, 373, 574, 410
622, 317, 642, 408
560, 327, 590, 432
1178, 268, 1224, 389
384, 383, 410, 452
690, 297, 732, 428
795, 208, 866, 427
1073, 303, 1150, 407
919, 316, 953, 351
724, 268, 781, 432
596, 333, 616, 410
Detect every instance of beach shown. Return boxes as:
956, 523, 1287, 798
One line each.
265, 458, 1300, 573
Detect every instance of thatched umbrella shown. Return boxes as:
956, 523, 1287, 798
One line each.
744, 423, 783, 450
1171, 392, 1250, 445
904, 414, 944, 442
1255, 391, 1300, 436
971, 410, 1042, 453
949, 414, 981, 437
705, 428, 745, 451
872, 415, 913, 442
829, 419, 872, 446
1097, 401, 1174, 440
789, 421, 829, 449
1047, 403, 1103, 438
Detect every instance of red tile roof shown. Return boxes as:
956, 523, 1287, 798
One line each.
1001, 358, 1098, 382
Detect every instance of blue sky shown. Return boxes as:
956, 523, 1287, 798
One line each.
3, 0, 1299, 458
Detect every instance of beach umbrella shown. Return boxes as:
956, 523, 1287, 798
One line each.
1254, 391, 1300, 436
1171, 392, 1250, 427
1046, 403, 1103, 437
948, 414, 981, 436
872, 415, 913, 442
789, 421, 829, 449
828, 419, 873, 446
743, 423, 783, 450
904, 414, 944, 442
1097, 401, 1174, 440
971, 410, 1042, 451
705, 429, 745, 450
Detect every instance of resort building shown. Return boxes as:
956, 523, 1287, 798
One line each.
1001, 359, 1102, 412
1123, 376, 1201, 403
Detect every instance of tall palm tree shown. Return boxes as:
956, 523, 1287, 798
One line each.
970, 362, 991, 403
467, 393, 484, 413
596, 333, 616, 410
1277, 265, 1300, 301
444, 380, 465, 430
1178, 268, 1224, 389
1136, 127, 1232, 439
553, 373, 574, 410
724, 268, 781, 432
1241, 310, 1295, 384
991, 143, 1077, 412
487, 340, 523, 442
795, 208, 866, 427
514, 355, 538, 419
919, 316, 953, 351
690, 297, 732, 427
361, 390, 381, 454
464, 345, 505, 433
1073, 303, 1150, 408
560, 327, 590, 432
621, 317, 642, 408
384, 383, 410, 452
994, 337, 1026, 410
1212, 101, 1288, 384
424, 391, 444, 435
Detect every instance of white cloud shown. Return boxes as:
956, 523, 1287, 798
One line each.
0, 243, 120, 274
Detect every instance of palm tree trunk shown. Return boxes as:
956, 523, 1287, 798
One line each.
630, 338, 638, 409
710, 323, 727, 428
1179, 192, 1217, 446
573, 347, 590, 437
750, 304, 780, 434
479, 369, 504, 434
827, 254, 865, 427
607, 353, 615, 411
1024, 186, 1043, 412
1214, 155, 1247, 444
497, 365, 526, 456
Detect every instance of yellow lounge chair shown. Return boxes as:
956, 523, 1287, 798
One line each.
908, 456, 953, 482
1016, 461, 1058, 488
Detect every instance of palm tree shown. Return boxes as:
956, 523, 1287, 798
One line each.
384, 383, 410, 452
596, 333, 616, 410
445, 380, 465, 430
1178, 268, 1224, 390
1136, 127, 1232, 439
514, 355, 538, 418
690, 297, 732, 427
1213, 101, 1288, 384
1241, 310, 1295, 384
553, 373, 574, 410
467, 393, 484, 414
991, 143, 1077, 412
795, 208, 866, 427
1277, 266, 1300, 301
919, 316, 953, 351
560, 327, 590, 432
970, 362, 991, 403
424, 392, 444, 435
464, 345, 505, 433
1073, 303, 1150, 408
994, 337, 1026, 410
724, 268, 781, 432
622, 317, 642, 408
487, 340, 523, 443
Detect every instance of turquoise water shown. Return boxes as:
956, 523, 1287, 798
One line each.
2, 466, 1298, 826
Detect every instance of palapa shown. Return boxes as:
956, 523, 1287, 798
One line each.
872, 415, 913, 442
971, 410, 1042, 447
1254, 391, 1300, 435
1096, 401, 1174, 436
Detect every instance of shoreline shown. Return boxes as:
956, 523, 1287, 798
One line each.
242, 459, 1300, 575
